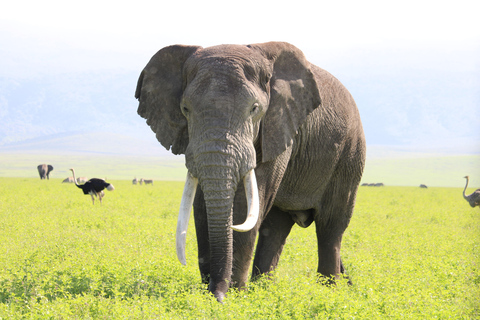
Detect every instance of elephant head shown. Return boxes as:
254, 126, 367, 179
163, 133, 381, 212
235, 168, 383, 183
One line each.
136, 42, 323, 301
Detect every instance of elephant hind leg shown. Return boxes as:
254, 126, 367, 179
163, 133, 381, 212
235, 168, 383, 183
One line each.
315, 229, 344, 284
315, 180, 358, 284
252, 206, 294, 280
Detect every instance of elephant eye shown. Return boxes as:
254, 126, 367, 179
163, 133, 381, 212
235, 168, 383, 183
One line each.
250, 103, 259, 114
182, 106, 189, 115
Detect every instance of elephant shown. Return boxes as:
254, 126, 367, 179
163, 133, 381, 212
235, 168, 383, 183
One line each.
135, 42, 366, 302
37, 164, 53, 180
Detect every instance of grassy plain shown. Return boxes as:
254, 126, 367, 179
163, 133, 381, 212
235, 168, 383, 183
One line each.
0, 178, 478, 318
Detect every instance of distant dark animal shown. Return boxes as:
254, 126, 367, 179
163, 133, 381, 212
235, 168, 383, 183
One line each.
143, 179, 154, 185
463, 176, 480, 208
37, 164, 54, 180
62, 177, 74, 183
132, 177, 138, 185
420, 184, 428, 188
70, 168, 114, 204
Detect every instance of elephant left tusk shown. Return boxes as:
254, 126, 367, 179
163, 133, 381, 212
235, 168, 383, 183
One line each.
176, 172, 198, 265
231, 169, 260, 232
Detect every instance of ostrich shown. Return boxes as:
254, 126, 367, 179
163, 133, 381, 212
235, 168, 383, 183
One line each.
70, 168, 115, 204
76, 177, 88, 184
62, 177, 74, 183
463, 176, 480, 208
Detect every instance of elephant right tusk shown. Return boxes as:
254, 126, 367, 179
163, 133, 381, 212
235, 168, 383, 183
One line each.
231, 169, 260, 232
176, 172, 198, 265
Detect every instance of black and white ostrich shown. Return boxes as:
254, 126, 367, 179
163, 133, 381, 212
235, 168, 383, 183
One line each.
463, 176, 480, 208
70, 168, 114, 204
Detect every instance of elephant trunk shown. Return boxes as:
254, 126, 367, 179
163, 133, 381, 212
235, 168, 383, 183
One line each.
200, 175, 236, 300
176, 145, 259, 302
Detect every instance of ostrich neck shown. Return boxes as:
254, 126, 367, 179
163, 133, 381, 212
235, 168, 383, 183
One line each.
71, 169, 80, 187
463, 177, 469, 199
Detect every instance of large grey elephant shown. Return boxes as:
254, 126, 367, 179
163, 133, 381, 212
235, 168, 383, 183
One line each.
136, 42, 366, 302
37, 164, 53, 180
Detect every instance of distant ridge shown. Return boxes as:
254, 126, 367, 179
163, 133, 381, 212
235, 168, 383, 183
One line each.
0, 131, 175, 157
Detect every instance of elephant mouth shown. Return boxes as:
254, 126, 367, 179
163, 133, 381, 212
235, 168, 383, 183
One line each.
175, 169, 260, 265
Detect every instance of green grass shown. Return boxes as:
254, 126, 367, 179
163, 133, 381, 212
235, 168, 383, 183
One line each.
0, 178, 478, 318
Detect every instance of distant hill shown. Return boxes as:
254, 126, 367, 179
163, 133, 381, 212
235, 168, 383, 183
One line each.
0, 71, 145, 145
0, 131, 173, 157
1, 64, 479, 153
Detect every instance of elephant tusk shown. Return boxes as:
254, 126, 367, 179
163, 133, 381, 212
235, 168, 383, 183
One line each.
231, 169, 260, 232
176, 172, 198, 265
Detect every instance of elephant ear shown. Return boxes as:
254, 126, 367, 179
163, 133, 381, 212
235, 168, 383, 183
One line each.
136, 45, 201, 154
249, 42, 321, 162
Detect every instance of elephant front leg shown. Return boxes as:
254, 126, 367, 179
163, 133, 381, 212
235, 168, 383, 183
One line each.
230, 182, 259, 289
193, 188, 211, 284
231, 230, 257, 288
252, 206, 295, 279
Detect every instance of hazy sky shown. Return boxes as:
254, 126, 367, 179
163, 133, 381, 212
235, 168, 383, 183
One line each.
1, 0, 479, 152
2, 0, 478, 73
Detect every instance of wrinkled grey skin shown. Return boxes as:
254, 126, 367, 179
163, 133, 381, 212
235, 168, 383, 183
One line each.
136, 42, 366, 302
37, 164, 54, 180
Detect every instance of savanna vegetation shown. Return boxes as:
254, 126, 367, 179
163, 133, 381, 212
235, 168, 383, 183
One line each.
0, 177, 478, 318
